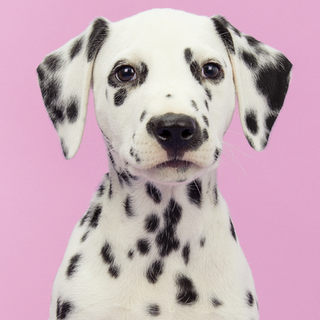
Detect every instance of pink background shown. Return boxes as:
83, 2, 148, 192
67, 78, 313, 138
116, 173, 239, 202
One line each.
1, 0, 319, 319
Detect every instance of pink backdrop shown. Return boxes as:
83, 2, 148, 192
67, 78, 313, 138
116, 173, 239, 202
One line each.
1, 0, 319, 319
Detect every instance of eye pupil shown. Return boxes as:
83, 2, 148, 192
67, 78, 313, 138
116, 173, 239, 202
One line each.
203, 63, 220, 79
116, 66, 135, 82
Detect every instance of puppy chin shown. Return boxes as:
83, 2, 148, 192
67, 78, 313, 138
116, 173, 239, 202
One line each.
130, 162, 207, 185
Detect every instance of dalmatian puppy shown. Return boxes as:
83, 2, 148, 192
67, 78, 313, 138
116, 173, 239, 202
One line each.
37, 8, 292, 320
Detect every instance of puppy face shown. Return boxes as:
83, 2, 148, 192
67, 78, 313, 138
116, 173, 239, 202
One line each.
37, 9, 291, 182
93, 10, 235, 184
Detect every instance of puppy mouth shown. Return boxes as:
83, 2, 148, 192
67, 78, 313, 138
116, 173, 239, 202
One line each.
156, 160, 192, 170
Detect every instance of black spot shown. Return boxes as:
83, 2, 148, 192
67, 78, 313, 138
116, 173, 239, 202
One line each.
42, 78, 61, 104
46, 98, 65, 125
146, 260, 164, 284
205, 88, 212, 101
184, 48, 193, 64
117, 169, 137, 187
57, 299, 73, 319
187, 179, 202, 207
137, 238, 151, 255
81, 231, 89, 242
214, 148, 221, 161
245, 134, 255, 148
146, 182, 162, 204
191, 100, 198, 111
245, 110, 259, 135
166, 94, 172, 98
131, 149, 141, 163
212, 17, 235, 54
138, 62, 149, 85
124, 195, 134, 217
80, 209, 89, 226
245, 35, 261, 48
87, 18, 109, 62
212, 298, 223, 308
108, 264, 120, 278
127, 170, 138, 180
213, 184, 219, 206
246, 291, 254, 307
148, 304, 161, 316
176, 274, 199, 305
108, 182, 113, 199
204, 100, 209, 110
101, 241, 115, 265
89, 205, 102, 228
114, 88, 127, 106
44, 53, 62, 72
200, 237, 206, 247
166, 199, 182, 225
203, 129, 209, 142
60, 139, 68, 158
128, 249, 134, 259
145, 214, 160, 233
182, 243, 190, 265
230, 219, 237, 241
70, 37, 83, 60
49, 104, 64, 127
40, 79, 64, 126
265, 114, 277, 131
100, 242, 121, 278
66, 97, 79, 123
255, 54, 292, 112
202, 115, 209, 126
190, 61, 202, 85
241, 50, 258, 69
156, 229, 180, 257
140, 110, 147, 122
156, 199, 182, 257
66, 254, 81, 278
97, 182, 105, 197
135, 154, 141, 163
213, 16, 241, 38
108, 149, 116, 169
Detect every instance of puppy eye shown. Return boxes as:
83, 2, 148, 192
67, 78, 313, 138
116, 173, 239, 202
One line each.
202, 63, 221, 79
116, 66, 136, 82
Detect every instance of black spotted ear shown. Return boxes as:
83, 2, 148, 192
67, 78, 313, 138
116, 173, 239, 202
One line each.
211, 16, 292, 151
37, 18, 109, 159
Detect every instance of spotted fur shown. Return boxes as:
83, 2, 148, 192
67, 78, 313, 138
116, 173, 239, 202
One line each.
66, 254, 82, 278
38, 8, 291, 320
56, 299, 73, 319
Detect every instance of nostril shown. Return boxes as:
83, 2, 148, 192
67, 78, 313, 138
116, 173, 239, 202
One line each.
181, 128, 195, 140
157, 129, 172, 141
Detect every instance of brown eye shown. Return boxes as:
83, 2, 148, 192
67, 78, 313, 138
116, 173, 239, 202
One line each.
116, 66, 136, 82
202, 63, 221, 79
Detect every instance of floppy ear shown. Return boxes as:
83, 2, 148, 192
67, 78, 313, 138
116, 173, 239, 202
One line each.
37, 18, 109, 159
212, 16, 292, 151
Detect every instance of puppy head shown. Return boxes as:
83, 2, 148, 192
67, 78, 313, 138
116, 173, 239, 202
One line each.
37, 9, 292, 185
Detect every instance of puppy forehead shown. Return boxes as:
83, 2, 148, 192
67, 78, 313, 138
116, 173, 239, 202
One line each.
104, 9, 226, 57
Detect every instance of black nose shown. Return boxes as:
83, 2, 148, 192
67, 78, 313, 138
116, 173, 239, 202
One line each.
147, 113, 199, 154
